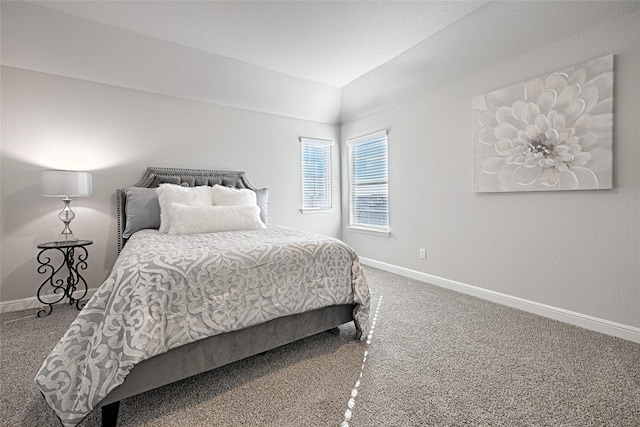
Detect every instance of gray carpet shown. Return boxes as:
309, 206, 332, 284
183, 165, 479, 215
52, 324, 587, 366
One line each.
1, 267, 639, 426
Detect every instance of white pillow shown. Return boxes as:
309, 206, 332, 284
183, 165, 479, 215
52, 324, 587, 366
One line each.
156, 184, 214, 233
211, 185, 257, 206
167, 203, 265, 235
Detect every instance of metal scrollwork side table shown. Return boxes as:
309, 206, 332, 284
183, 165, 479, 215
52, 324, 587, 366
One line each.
36, 240, 93, 317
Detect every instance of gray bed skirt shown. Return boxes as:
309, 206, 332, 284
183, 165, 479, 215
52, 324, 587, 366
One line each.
97, 304, 356, 425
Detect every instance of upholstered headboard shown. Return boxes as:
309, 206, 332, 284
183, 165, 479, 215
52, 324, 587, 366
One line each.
116, 167, 269, 252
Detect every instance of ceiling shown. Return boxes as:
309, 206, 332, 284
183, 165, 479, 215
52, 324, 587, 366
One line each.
29, 0, 487, 88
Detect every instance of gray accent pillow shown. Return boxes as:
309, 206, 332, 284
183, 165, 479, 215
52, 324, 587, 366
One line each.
123, 187, 161, 238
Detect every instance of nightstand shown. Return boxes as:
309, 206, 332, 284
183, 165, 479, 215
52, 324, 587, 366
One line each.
36, 240, 93, 317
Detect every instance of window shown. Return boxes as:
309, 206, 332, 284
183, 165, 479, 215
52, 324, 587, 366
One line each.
347, 130, 389, 232
300, 137, 333, 211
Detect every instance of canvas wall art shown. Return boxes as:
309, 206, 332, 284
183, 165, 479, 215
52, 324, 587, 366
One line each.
473, 54, 614, 193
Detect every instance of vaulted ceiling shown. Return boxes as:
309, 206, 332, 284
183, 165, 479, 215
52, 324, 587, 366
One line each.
29, 1, 487, 87
8, 1, 639, 123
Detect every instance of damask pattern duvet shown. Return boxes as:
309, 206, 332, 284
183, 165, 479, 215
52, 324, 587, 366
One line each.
35, 225, 370, 426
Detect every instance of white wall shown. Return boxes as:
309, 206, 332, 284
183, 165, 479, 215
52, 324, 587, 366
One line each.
1, 1, 341, 124
0, 67, 341, 303
0, 2, 341, 304
341, 5, 640, 330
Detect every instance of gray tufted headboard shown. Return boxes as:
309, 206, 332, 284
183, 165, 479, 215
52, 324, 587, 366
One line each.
116, 167, 269, 252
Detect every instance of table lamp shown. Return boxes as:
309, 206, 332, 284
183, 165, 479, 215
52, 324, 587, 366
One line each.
40, 170, 93, 242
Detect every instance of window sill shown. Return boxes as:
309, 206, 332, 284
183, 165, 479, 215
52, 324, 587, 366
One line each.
346, 226, 391, 237
300, 208, 335, 215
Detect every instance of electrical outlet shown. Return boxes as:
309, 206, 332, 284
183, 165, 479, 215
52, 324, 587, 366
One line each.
419, 248, 426, 260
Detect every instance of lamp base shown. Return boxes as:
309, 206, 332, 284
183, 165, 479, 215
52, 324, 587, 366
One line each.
56, 233, 78, 242
56, 198, 78, 242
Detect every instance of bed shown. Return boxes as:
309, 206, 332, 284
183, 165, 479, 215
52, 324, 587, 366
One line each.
35, 167, 370, 427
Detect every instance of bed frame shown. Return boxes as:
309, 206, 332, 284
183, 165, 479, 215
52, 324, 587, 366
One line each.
99, 167, 356, 426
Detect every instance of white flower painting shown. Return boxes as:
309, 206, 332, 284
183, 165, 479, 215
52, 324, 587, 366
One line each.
473, 54, 614, 192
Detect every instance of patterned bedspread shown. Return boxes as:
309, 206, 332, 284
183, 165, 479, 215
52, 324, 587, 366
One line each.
35, 225, 370, 426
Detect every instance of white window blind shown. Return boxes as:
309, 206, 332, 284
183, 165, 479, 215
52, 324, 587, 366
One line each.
347, 130, 389, 231
300, 137, 333, 210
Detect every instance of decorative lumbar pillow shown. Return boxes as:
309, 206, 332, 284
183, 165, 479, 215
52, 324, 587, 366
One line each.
211, 185, 257, 207
167, 203, 265, 235
123, 187, 161, 238
156, 184, 214, 233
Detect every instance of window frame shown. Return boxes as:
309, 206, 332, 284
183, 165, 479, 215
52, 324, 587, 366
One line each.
346, 130, 390, 235
299, 137, 334, 213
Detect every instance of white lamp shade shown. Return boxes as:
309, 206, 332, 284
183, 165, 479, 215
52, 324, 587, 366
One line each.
41, 170, 93, 197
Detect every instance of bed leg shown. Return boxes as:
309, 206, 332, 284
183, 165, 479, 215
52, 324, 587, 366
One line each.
101, 401, 120, 427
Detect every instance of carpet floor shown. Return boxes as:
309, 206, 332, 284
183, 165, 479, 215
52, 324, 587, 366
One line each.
1, 267, 638, 426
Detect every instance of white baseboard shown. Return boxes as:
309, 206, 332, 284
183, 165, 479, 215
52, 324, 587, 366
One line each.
361, 257, 640, 344
0, 289, 97, 314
